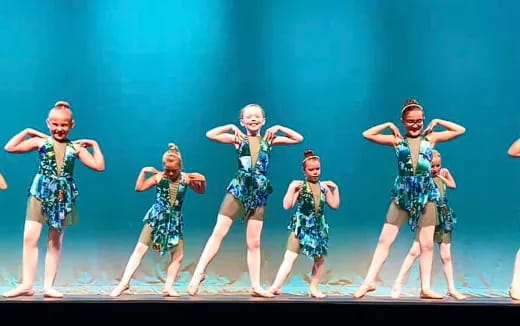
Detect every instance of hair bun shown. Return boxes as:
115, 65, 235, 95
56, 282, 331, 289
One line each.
54, 100, 71, 109
404, 98, 419, 106
168, 143, 178, 152
303, 149, 315, 158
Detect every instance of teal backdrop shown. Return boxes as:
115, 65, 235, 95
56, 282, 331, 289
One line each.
0, 0, 518, 296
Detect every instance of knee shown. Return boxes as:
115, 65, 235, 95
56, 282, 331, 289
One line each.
440, 251, 451, 263
134, 244, 149, 256
377, 235, 392, 248
247, 237, 261, 250
175, 252, 184, 262
210, 226, 228, 242
314, 257, 325, 266
211, 231, 225, 242
23, 233, 39, 248
409, 247, 421, 258
419, 240, 434, 252
48, 238, 63, 250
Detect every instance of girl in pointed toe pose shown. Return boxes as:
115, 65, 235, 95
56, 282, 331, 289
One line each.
110, 144, 206, 297
3, 101, 105, 298
187, 104, 303, 297
391, 150, 466, 300
353, 98, 465, 299
269, 150, 339, 298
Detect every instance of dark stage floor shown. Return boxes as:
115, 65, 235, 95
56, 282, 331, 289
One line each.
1, 294, 519, 322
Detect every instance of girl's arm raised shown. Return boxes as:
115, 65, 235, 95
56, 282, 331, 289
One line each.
321, 181, 340, 209
283, 180, 303, 210
135, 167, 160, 192
438, 168, 456, 189
362, 122, 402, 147
74, 139, 105, 172
4, 128, 47, 153
264, 125, 304, 146
206, 124, 246, 144
185, 172, 207, 194
508, 138, 520, 157
424, 119, 465, 146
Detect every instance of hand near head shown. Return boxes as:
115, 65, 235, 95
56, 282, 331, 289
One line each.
388, 123, 403, 140
142, 167, 160, 174
74, 139, 98, 148
321, 180, 338, 192
290, 180, 303, 193
25, 128, 48, 139
263, 125, 280, 143
230, 125, 247, 143
423, 119, 438, 136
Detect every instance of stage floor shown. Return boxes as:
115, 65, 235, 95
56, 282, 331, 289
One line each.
1, 294, 519, 305
1, 294, 519, 322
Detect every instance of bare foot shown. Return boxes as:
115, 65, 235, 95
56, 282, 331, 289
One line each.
251, 288, 275, 298
353, 283, 375, 299
2, 286, 35, 298
187, 273, 206, 296
268, 288, 281, 296
310, 290, 327, 298
420, 289, 443, 299
43, 288, 64, 298
510, 287, 520, 300
391, 282, 402, 299
162, 288, 180, 297
447, 290, 467, 300
109, 284, 130, 297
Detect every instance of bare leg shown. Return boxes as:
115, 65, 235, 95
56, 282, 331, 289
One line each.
269, 250, 299, 294
43, 227, 66, 298
3, 221, 43, 298
187, 214, 233, 295
110, 243, 149, 297
310, 256, 326, 298
353, 223, 400, 298
417, 225, 442, 299
162, 247, 183, 297
391, 240, 420, 299
439, 242, 466, 299
511, 249, 520, 300
247, 218, 273, 298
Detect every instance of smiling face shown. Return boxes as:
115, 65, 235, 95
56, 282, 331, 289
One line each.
240, 105, 265, 135
401, 108, 424, 137
46, 108, 74, 141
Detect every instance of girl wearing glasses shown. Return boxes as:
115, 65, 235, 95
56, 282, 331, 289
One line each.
353, 98, 465, 299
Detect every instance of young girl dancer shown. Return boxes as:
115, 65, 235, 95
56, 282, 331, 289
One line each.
508, 138, 520, 300
268, 150, 339, 298
353, 98, 465, 299
3, 101, 105, 298
391, 150, 466, 300
110, 144, 206, 297
187, 104, 303, 297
